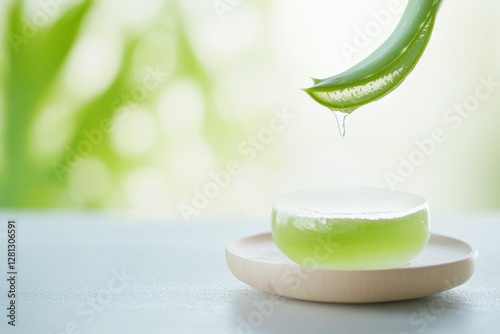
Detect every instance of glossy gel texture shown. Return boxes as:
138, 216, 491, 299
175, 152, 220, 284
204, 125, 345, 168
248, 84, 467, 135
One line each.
303, 0, 442, 113
271, 189, 430, 270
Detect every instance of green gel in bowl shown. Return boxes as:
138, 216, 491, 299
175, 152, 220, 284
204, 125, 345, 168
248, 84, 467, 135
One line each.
271, 188, 430, 270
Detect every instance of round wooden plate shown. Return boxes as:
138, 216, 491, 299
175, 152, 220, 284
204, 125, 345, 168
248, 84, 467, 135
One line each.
226, 233, 477, 303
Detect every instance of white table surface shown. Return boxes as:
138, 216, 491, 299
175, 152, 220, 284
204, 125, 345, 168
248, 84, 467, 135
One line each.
0, 211, 498, 334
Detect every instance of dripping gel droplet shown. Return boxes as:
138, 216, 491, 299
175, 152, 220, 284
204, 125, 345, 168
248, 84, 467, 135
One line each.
331, 110, 348, 137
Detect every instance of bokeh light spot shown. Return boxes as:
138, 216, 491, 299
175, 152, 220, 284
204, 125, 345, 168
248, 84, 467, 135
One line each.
111, 108, 158, 157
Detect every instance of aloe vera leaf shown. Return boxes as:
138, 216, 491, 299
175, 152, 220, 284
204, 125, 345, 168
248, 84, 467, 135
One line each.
303, 0, 442, 113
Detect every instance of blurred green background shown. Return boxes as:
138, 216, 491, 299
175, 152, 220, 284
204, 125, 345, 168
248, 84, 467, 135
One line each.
1, 0, 499, 221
